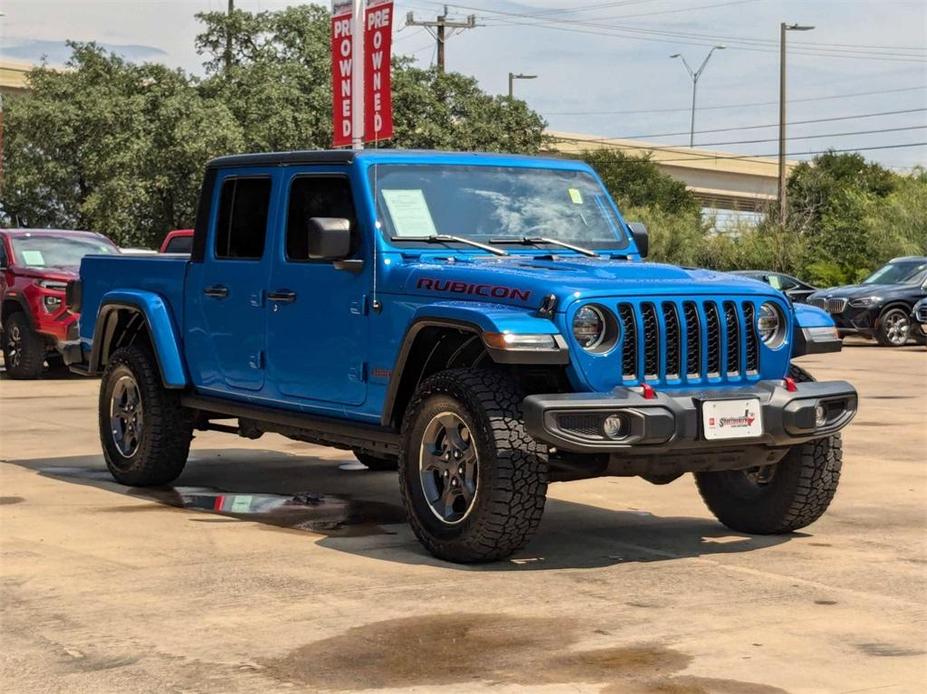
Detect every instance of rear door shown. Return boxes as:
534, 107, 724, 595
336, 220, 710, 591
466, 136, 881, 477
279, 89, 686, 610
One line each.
185, 169, 276, 394
264, 169, 369, 408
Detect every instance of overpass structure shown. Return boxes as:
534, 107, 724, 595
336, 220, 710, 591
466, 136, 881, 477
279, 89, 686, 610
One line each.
545, 129, 798, 214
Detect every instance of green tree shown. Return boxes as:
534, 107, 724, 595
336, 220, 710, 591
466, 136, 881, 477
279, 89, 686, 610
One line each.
1, 43, 243, 247
194, 5, 546, 152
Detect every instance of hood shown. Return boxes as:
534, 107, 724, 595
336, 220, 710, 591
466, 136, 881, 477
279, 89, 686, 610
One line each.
387, 255, 782, 308
810, 283, 917, 300
10, 266, 78, 283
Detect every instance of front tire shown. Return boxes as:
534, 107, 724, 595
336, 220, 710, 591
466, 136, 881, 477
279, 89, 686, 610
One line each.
2, 312, 46, 379
876, 306, 911, 346
99, 345, 194, 486
696, 434, 843, 534
398, 369, 548, 563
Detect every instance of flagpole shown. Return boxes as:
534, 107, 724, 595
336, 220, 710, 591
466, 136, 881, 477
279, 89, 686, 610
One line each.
351, 0, 365, 149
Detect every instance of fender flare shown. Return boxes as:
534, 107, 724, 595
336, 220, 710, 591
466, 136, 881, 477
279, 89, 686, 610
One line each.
1, 295, 35, 332
90, 290, 188, 388
380, 302, 567, 427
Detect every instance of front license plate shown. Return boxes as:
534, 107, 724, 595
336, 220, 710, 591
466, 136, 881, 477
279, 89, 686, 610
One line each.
702, 398, 763, 440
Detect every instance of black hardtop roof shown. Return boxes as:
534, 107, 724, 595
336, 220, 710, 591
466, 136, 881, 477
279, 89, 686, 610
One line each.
206, 149, 573, 169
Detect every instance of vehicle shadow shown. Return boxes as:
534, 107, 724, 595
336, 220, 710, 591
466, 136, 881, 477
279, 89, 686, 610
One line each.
5, 448, 795, 571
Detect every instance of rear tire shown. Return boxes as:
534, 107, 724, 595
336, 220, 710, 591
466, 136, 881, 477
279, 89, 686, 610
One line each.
99, 345, 194, 486
398, 368, 548, 563
2, 312, 46, 379
353, 449, 398, 471
695, 434, 842, 534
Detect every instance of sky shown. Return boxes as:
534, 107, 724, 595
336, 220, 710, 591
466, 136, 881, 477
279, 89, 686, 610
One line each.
2, 0, 925, 169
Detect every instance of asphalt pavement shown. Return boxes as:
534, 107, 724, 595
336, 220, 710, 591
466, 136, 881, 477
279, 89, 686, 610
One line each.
1, 340, 925, 693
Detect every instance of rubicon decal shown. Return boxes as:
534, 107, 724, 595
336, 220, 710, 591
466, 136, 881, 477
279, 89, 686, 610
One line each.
416, 278, 532, 302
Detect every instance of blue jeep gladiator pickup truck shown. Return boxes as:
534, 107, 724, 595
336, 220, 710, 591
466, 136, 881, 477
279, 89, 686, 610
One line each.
66, 149, 857, 563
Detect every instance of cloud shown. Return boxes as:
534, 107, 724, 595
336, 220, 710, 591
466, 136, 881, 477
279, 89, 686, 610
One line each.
1, 38, 166, 66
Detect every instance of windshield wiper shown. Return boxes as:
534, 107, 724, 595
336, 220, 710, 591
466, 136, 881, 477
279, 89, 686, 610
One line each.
391, 234, 508, 256
490, 236, 599, 258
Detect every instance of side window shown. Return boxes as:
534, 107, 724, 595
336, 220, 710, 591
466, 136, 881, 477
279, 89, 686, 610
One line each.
775, 274, 798, 291
0, 242, 7, 267
286, 176, 357, 261
215, 177, 272, 260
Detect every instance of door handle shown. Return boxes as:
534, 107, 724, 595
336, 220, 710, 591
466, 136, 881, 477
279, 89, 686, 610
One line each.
204, 285, 229, 298
267, 289, 297, 303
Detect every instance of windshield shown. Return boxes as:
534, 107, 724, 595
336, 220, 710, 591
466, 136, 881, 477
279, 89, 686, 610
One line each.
370, 165, 629, 250
862, 259, 927, 285
11, 235, 118, 268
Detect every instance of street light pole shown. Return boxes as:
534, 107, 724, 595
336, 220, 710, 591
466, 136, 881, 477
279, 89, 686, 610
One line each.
508, 72, 537, 99
670, 45, 725, 147
779, 22, 814, 221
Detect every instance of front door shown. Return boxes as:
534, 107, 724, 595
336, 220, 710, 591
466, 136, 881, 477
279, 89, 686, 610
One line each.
186, 170, 276, 393
265, 170, 368, 408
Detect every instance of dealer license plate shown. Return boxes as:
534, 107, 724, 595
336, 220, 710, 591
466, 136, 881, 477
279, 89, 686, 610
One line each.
702, 398, 763, 440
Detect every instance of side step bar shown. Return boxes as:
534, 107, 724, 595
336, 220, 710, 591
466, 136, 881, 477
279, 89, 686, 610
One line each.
180, 394, 400, 456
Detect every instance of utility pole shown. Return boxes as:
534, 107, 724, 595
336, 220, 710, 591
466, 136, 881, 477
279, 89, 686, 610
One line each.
779, 22, 814, 221
224, 0, 234, 75
508, 72, 537, 99
670, 45, 725, 148
406, 5, 477, 73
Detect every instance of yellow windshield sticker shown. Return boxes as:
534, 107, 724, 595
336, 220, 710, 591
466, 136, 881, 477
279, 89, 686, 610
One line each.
568, 188, 583, 204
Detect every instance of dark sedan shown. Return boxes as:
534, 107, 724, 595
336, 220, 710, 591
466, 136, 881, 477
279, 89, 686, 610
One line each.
733, 271, 817, 303
807, 256, 927, 347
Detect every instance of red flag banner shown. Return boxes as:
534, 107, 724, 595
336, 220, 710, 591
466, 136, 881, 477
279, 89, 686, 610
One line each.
331, 1, 354, 147
364, 0, 394, 143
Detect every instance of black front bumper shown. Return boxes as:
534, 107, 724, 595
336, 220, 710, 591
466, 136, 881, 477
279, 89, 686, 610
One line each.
523, 379, 857, 456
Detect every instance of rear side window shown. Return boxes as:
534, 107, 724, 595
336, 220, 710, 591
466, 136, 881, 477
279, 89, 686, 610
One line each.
215, 177, 272, 260
286, 177, 357, 261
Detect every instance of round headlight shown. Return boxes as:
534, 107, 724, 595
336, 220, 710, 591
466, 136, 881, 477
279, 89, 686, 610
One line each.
573, 305, 606, 350
757, 302, 786, 348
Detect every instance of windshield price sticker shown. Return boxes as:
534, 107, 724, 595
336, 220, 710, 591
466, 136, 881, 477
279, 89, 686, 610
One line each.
382, 189, 438, 237
702, 398, 763, 440
20, 250, 46, 266
568, 188, 584, 204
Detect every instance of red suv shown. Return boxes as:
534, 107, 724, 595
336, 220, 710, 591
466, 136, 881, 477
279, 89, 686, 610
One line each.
1, 229, 119, 378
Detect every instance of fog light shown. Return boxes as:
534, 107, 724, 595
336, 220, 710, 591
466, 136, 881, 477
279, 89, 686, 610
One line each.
815, 403, 827, 427
603, 414, 628, 440
43, 295, 62, 312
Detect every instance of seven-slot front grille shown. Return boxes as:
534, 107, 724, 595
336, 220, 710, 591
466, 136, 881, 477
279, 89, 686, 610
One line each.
614, 299, 762, 385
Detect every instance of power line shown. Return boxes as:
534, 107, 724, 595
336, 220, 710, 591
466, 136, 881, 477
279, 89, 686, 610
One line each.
695, 124, 927, 148
544, 85, 927, 117
578, 108, 927, 142
545, 137, 927, 165
435, 2, 927, 62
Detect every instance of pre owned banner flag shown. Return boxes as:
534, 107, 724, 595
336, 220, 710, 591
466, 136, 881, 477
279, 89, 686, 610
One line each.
331, 1, 354, 147
364, 0, 394, 143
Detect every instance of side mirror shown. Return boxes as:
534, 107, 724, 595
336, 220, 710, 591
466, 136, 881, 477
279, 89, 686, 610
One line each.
628, 222, 648, 258
307, 217, 351, 261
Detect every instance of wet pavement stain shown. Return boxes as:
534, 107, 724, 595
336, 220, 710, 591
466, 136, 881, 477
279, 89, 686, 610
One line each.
856, 642, 926, 657
603, 675, 788, 693
38, 466, 406, 537
0, 496, 24, 505
261, 613, 781, 691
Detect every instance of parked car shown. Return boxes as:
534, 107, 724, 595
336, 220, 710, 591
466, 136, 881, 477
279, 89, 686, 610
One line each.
66, 149, 857, 563
913, 297, 927, 345
1, 229, 119, 378
159, 229, 194, 254
733, 271, 817, 303
807, 256, 927, 347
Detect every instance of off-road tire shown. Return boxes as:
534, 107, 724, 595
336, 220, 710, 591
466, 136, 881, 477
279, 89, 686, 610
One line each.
696, 361, 841, 533
695, 434, 842, 534
2, 312, 46, 379
99, 345, 194, 486
876, 306, 911, 347
353, 449, 398, 471
398, 368, 549, 563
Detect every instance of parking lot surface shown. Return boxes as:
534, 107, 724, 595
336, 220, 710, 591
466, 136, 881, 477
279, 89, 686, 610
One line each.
1, 341, 925, 693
